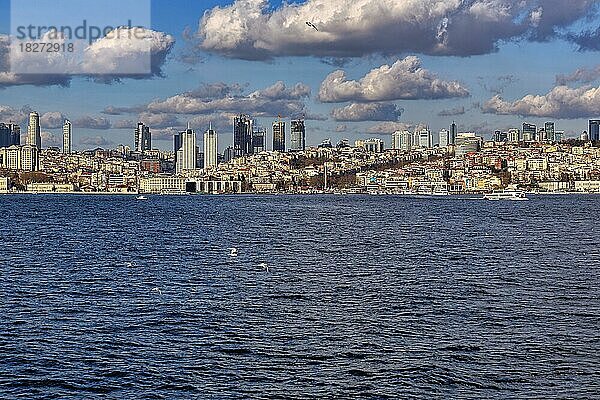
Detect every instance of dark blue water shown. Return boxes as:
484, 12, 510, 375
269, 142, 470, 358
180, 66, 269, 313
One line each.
1, 194, 599, 399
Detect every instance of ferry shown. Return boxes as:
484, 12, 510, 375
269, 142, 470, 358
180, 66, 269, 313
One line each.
136, 195, 148, 200
483, 190, 529, 201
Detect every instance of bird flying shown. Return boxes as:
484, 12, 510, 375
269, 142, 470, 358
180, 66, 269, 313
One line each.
306, 22, 319, 31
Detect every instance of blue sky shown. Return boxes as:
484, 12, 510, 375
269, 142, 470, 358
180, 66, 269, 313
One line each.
1, 0, 600, 150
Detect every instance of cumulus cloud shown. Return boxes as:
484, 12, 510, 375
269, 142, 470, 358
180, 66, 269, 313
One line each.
0, 105, 33, 124
73, 116, 112, 130
0, 28, 174, 88
197, 0, 597, 60
188, 82, 247, 99
478, 74, 519, 95
482, 84, 600, 119
366, 121, 414, 135
318, 57, 469, 103
40, 112, 67, 129
556, 65, 600, 85
41, 131, 62, 148
438, 106, 466, 117
79, 136, 114, 147
331, 103, 403, 122
335, 124, 348, 133
113, 119, 136, 129
147, 81, 312, 118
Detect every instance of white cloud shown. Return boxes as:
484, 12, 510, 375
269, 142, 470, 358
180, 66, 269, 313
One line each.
197, 0, 597, 60
331, 103, 403, 122
73, 116, 112, 130
482, 84, 600, 119
318, 56, 469, 103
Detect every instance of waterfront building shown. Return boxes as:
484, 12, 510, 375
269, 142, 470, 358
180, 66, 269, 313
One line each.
290, 119, 306, 151
0, 144, 39, 171
204, 123, 218, 170
233, 114, 253, 157
590, 120, 600, 141
63, 119, 72, 154
27, 112, 41, 150
134, 122, 152, 153
176, 128, 197, 174
272, 120, 286, 152
523, 123, 536, 141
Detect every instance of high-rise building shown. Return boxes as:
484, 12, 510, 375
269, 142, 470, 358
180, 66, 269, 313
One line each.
0, 124, 10, 148
173, 132, 183, 165
450, 122, 458, 145
233, 114, 253, 157
27, 112, 41, 150
135, 122, 152, 153
399, 130, 412, 151
204, 123, 218, 170
392, 131, 402, 150
523, 123, 536, 141
439, 129, 450, 147
252, 127, 266, 153
355, 138, 384, 153
176, 128, 197, 174
493, 130, 508, 142
62, 119, 72, 154
589, 120, 600, 141
272, 120, 286, 152
290, 119, 306, 151
418, 128, 432, 148
545, 122, 555, 142
455, 133, 483, 157
508, 128, 521, 142
9, 124, 20, 146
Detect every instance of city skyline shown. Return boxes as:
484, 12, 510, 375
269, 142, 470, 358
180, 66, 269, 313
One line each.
1, 0, 600, 150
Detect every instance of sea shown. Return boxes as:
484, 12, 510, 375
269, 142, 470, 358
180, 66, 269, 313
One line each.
1, 194, 599, 399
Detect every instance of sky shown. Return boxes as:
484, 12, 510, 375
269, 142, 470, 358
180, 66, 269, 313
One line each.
1, 0, 600, 151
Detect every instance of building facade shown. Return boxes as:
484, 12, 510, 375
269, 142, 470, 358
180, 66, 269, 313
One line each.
135, 122, 152, 153
273, 120, 286, 152
204, 124, 218, 170
63, 119, 72, 154
27, 112, 41, 150
290, 119, 306, 151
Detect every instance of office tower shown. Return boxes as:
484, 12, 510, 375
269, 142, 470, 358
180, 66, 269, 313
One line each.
9, 124, 20, 146
455, 133, 483, 157
418, 128, 432, 148
522, 123, 536, 141
176, 128, 197, 174
204, 123, 218, 170
173, 132, 183, 165
233, 114, 253, 157
439, 129, 450, 147
399, 130, 412, 151
355, 138, 384, 153
290, 119, 306, 151
272, 120, 286, 152
252, 127, 266, 153
392, 131, 402, 150
135, 122, 151, 153
27, 112, 41, 150
588, 120, 599, 141
0, 124, 10, 148
450, 121, 457, 145
508, 128, 521, 142
62, 119, 72, 154
545, 122, 555, 142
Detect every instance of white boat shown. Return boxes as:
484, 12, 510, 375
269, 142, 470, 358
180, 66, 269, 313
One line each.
483, 190, 529, 201
136, 195, 148, 200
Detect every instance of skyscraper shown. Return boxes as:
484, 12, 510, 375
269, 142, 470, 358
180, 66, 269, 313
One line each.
399, 130, 412, 151
392, 131, 402, 150
204, 123, 218, 170
233, 115, 253, 157
523, 123, 536, 142
176, 127, 197, 174
27, 112, 41, 150
62, 119, 72, 154
418, 128, 432, 148
0, 124, 10, 148
589, 120, 600, 141
135, 122, 152, 153
173, 132, 183, 165
9, 124, 20, 146
545, 122, 555, 142
252, 127, 266, 153
439, 129, 450, 147
290, 119, 306, 151
272, 120, 286, 152
450, 122, 457, 145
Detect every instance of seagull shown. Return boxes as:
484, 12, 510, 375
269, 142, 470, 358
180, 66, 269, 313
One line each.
258, 263, 269, 273
152, 287, 162, 295
228, 248, 238, 257
306, 21, 319, 31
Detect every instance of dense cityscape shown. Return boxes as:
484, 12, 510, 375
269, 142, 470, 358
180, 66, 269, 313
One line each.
1, 111, 600, 195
